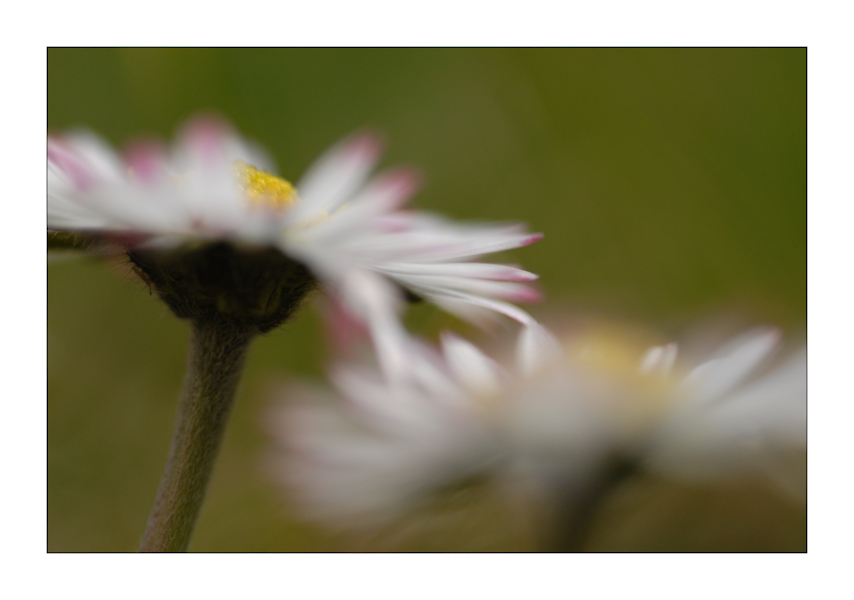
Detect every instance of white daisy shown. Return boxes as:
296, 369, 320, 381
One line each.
266, 321, 567, 528
268, 320, 805, 530
48, 117, 287, 245
265, 327, 516, 528
504, 323, 806, 496
48, 115, 541, 339
642, 329, 807, 496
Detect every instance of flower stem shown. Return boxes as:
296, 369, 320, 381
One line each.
547, 458, 637, 552
140, 318, 255, 552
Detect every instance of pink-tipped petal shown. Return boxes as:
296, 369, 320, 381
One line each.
124, 139, 168, 185
369, 168, 422, 211
391, 225, 542, 262
377, 262, 537, 283
324, 297, 371, 355
295, 130, 386, 218
496, 267, 540, 282
507, 285, 543, 303
178, 114, 232, 164
341, 130, 384, 165
47, 139, 96, 190
520, 232, 544, 247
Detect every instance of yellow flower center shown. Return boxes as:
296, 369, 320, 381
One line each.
234, 160, 298, 209
563, 325, 679, 428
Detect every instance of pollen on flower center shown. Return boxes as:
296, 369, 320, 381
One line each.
234, 160, 298, 209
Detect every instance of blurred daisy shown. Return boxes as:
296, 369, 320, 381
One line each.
642, 329, 807, 495
509, 324, 807, 497
265, 329, 511, 528
48, 116, 541, 337
265, 321, 569, 528
267, 320, 805, 531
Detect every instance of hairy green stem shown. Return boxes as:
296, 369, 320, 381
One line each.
140, 318, 255, 552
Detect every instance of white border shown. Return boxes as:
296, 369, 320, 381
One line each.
8, 0, 851, 596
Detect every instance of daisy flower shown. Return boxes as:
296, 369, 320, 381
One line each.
48, 115, 542, 552
506, 323, 806, 497
48, 115, 542, 338
265, 327, 513, 528
267, 320, 806, 538
641, 329, 807, 495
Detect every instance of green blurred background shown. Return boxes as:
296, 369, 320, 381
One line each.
48, 48, 806, 552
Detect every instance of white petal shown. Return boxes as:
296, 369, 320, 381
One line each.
333, 270, 412, 384
173, 115, 276, 172
330, 365, 431, 432
344, 215, 541, 263
295, 132, 382, 219
389, 273, 541, 303
648, 348, 806, 491
441, 332, 504, 397
48, 132, 126, 187
411, 286, 536, 326
639, 343, 678, 375
425, 295, 507, 329
81, 187, 189, 233
401, 228, 542, 262
516, 323, 563, 376
680, 328, 781, 406
380, 262, 538, 282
